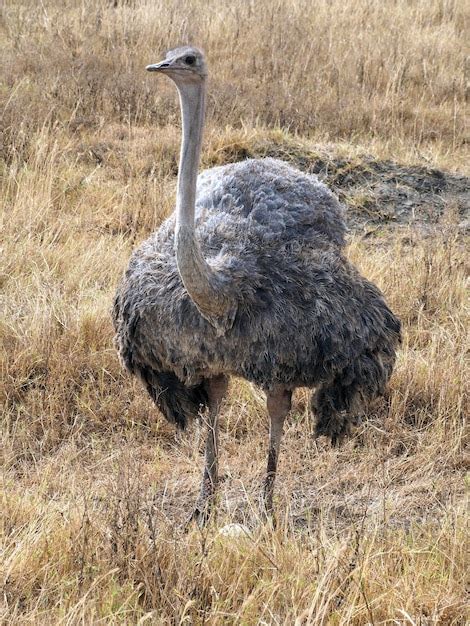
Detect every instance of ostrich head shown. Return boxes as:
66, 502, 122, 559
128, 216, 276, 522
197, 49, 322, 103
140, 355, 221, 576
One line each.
146, 46, 207, 83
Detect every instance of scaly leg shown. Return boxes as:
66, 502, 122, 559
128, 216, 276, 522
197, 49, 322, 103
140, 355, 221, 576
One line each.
190, 375, 228, 526
263, 387, 292, 519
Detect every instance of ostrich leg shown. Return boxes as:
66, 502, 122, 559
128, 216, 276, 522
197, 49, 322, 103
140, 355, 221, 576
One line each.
263, 387, 292, 518
191, 374, 228, 526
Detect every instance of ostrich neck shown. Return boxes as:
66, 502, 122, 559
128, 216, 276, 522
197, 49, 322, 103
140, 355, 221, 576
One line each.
175, 82, 204, 233
174, 80, 230, 322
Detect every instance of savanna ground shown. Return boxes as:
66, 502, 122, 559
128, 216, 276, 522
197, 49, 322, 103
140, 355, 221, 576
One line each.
1, 0, 469, 623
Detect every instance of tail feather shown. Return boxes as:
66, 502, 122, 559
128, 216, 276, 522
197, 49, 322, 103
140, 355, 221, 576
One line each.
312, 308, 401, 445
312, 349, 391, 445
138, 366, 208, 429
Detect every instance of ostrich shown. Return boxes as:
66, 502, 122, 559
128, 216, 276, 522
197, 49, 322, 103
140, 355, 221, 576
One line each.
113, 46, 401, 524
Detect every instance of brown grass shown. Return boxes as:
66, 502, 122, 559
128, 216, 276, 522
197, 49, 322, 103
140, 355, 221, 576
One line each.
1, 0, 469, 624
2, 0, 469, 170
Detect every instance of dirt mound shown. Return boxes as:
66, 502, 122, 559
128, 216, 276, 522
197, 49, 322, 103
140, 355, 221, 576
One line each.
311, 156, 469, 233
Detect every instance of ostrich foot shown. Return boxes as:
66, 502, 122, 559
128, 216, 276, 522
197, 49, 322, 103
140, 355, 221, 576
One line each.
260, 496, 277, 528
187, 494, 216, 528
187, 474, 217, 528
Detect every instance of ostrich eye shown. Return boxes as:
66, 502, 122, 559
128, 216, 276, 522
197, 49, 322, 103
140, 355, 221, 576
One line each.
184, 55, 196, 66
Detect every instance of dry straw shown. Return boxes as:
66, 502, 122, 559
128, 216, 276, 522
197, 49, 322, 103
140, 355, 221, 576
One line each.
1, 0, 468, 623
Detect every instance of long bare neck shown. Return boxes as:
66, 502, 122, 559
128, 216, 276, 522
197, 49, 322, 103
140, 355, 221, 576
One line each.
174, 80, 232, 324
175, 82, 205, 234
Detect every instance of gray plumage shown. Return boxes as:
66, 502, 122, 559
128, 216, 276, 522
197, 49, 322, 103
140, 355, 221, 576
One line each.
112, 47, 400, 521
114, 156, 398, 433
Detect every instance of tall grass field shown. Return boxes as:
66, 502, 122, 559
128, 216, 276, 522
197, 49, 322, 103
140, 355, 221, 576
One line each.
1, 0, 468, 623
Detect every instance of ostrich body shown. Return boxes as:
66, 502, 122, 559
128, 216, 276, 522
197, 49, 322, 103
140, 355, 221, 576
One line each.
113, 47, 401, 522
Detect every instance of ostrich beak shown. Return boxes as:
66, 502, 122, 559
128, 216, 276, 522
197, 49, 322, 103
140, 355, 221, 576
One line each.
146, 60, 171, 72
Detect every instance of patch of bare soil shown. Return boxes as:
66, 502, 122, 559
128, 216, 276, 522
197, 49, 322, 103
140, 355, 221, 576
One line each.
313, 156, 469, 234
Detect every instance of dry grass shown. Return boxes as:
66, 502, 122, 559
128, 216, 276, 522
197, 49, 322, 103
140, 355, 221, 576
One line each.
2, 0, 469, 170
1, 0, 469, 624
